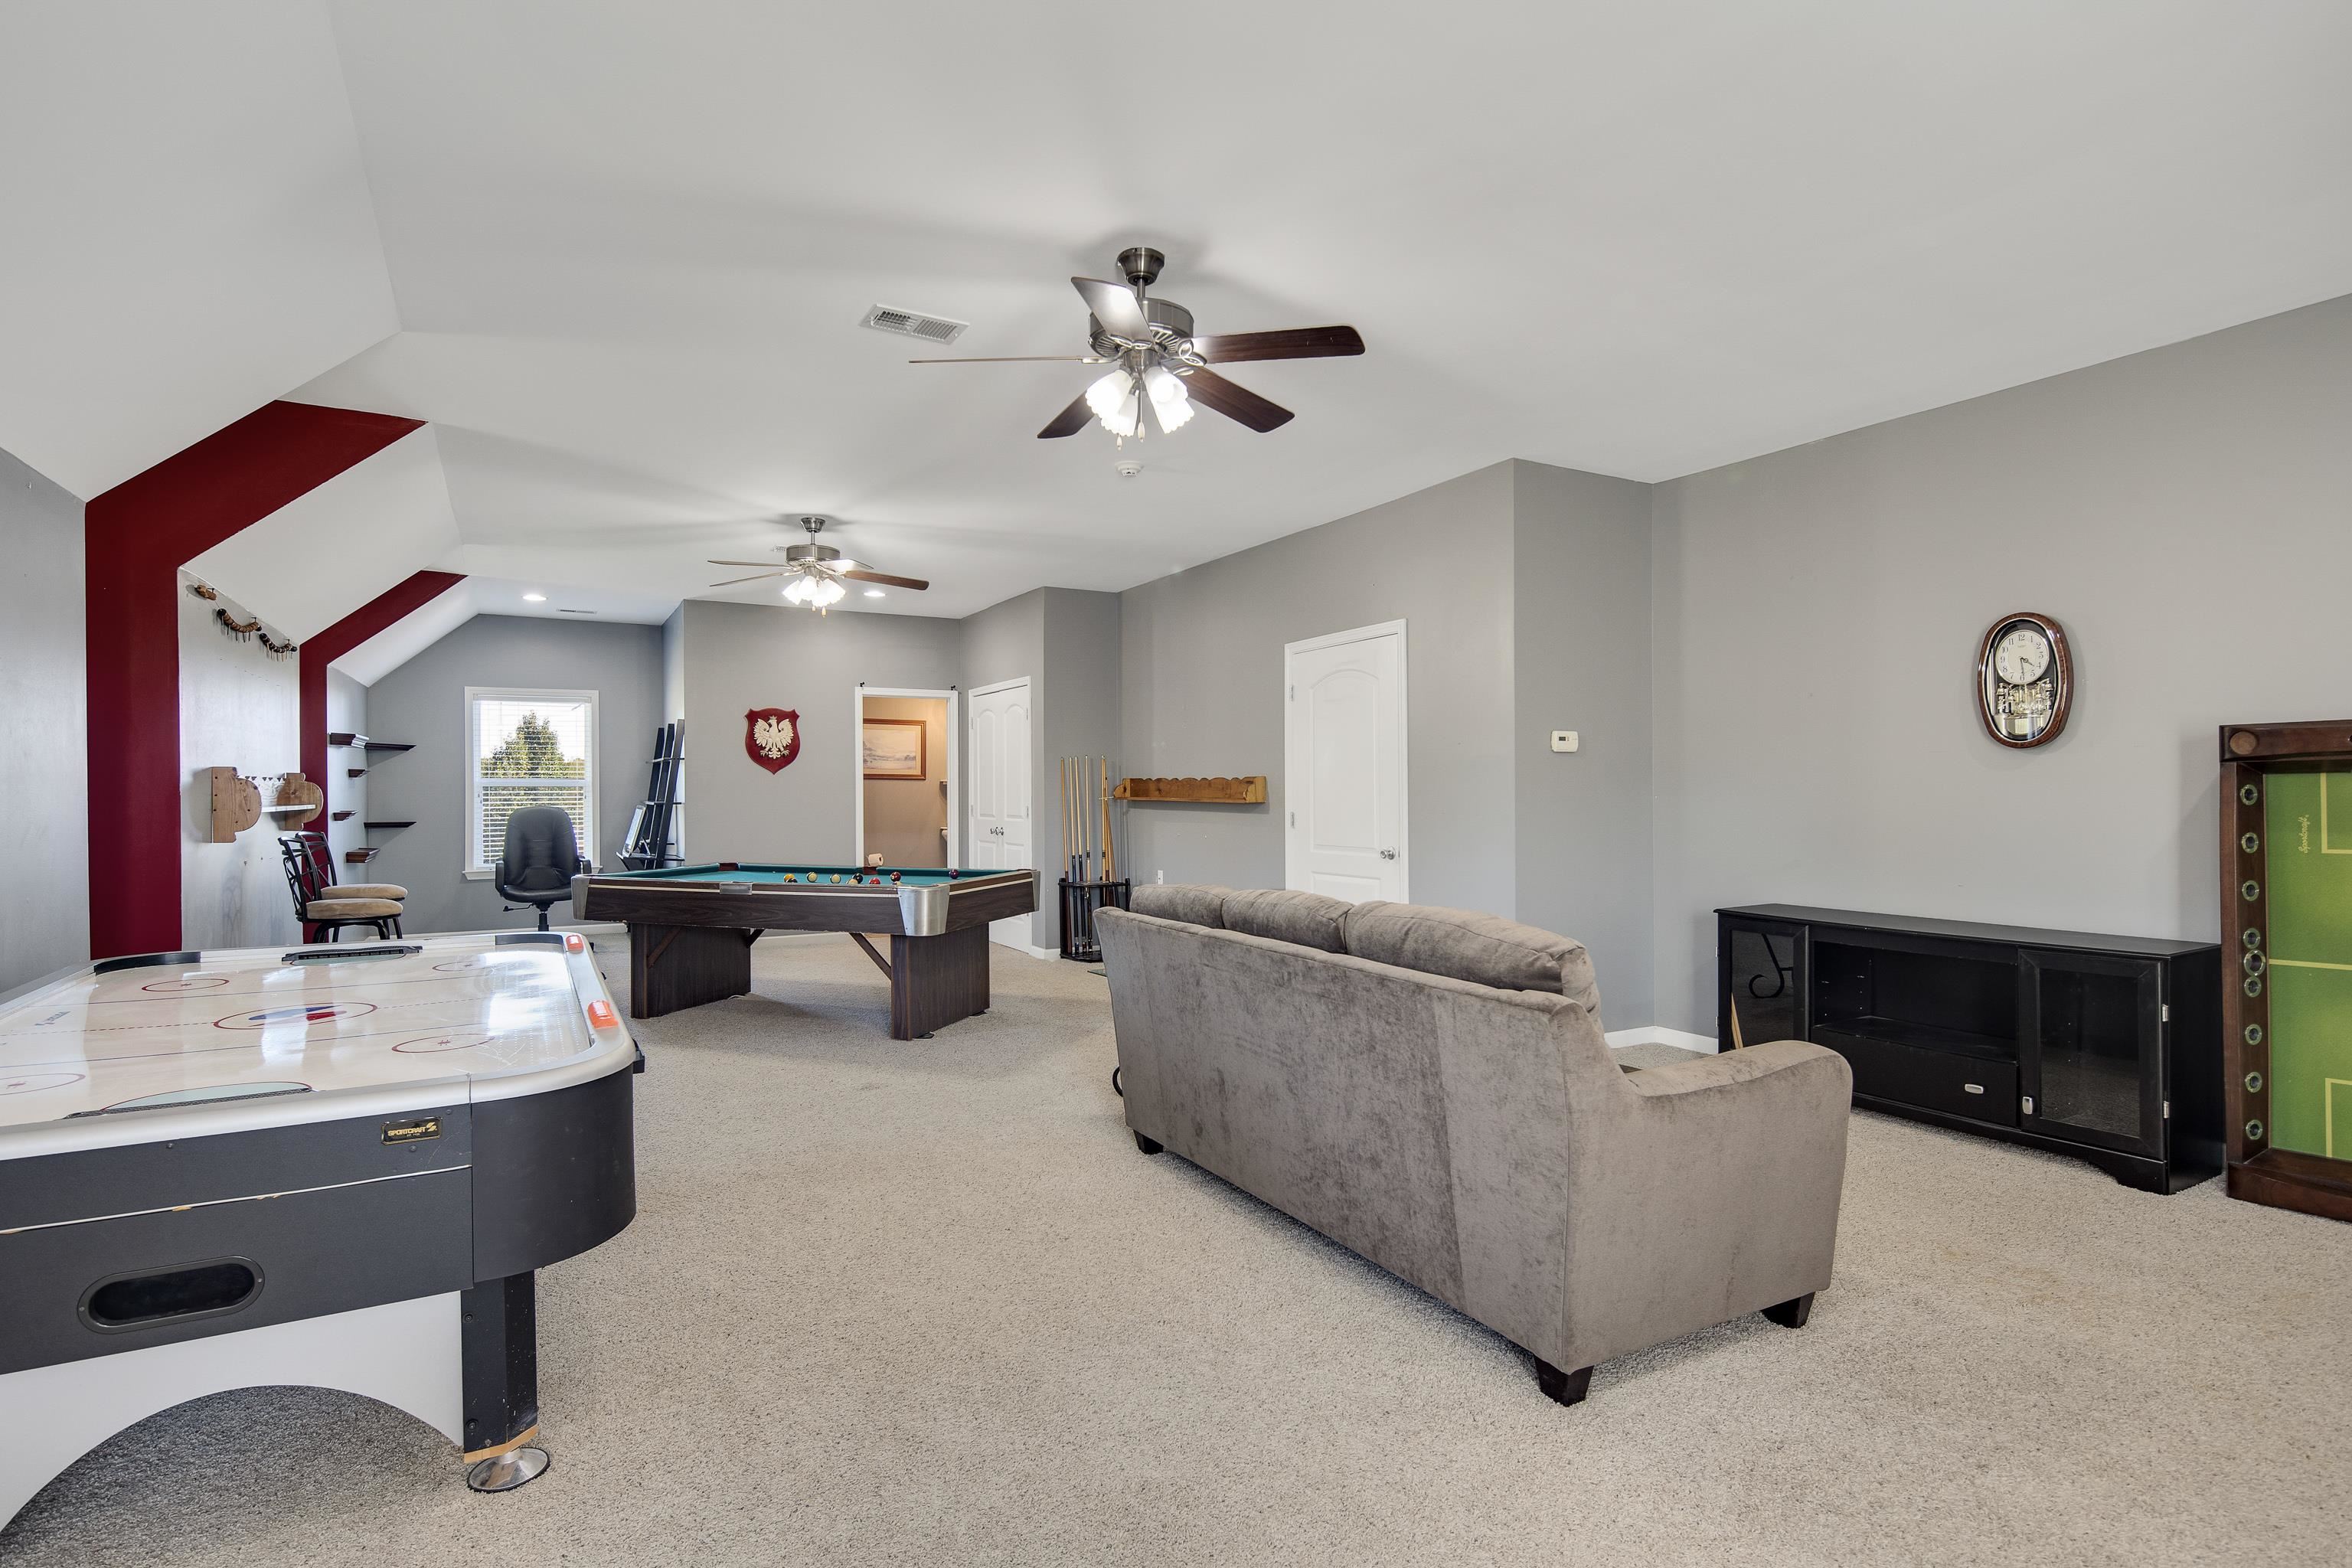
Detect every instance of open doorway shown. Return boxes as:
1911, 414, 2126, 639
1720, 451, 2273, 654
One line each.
853, 687, 958, 868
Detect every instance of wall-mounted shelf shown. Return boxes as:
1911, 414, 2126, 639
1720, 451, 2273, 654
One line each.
205, 769, 323, 841
328, 733, 415, 753
1112, 776, 1267, 804
332, 810, 355, 822
345, 848, 382, 864
347, 769, 368, 779
363, 820, 415, 830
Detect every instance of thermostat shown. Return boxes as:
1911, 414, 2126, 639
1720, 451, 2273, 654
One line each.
1550, 730, 1579, 753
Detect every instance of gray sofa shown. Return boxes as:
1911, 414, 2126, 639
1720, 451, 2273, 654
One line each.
1095, 887, 1852, 1405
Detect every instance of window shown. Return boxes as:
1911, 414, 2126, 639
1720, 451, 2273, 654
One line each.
466, 688, 596, 876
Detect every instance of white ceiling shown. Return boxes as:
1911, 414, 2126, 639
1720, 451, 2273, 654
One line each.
186, 426, 459, 642
0, 2, 397, 499
7, 2, 2352, 629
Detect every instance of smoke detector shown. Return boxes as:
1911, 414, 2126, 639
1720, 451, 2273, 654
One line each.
1113, 458, 1145, 479
861, 304, 969, 345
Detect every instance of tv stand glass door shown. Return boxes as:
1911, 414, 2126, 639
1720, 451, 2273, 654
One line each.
2020, 949, 2164, 1157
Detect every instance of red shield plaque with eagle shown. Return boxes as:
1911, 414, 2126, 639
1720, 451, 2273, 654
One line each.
744, 708, 801, 773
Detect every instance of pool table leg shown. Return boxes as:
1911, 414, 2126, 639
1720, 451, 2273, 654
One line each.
627, 922, 756, 1019
888, 924, 991, 1040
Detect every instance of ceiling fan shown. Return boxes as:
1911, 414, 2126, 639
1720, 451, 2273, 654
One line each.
911, 247, 1364, 441
707, 518, 928, 614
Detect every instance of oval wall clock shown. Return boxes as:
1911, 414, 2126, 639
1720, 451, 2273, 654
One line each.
1975, 612, 2072, 748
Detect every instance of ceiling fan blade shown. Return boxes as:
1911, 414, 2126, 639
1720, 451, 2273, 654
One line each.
707, 559, 793, 567
1181, 368, 1295, 432
1072, 276, 1152, 341
1191, 325, 1365, 364
708, 572, 785, 587
909, 354, 1103, 364
1037, 392, 1094, 439
842, 569, 929, 591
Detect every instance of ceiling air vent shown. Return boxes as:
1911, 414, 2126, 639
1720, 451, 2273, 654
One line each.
861, 304, 969, 345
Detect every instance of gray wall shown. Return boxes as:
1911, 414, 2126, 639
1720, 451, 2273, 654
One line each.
365, 614, 664, 934
1118, 461, 1520, 918
179, 573, 299, 950
1648, 292, 2352, 1033
325, 668, 368, 867
660, 605, 684, 723
1513, 462, 1655, 1027
0, 446, 87, 989
680, 599, 962, 864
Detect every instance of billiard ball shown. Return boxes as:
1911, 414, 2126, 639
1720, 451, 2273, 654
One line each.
717, 861, 740, 872
830, 873, 843, 884
889, 871, 903, 884
947, 869, 959, 880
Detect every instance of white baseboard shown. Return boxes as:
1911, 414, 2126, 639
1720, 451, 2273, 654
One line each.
1604, 1025, 1720, 1054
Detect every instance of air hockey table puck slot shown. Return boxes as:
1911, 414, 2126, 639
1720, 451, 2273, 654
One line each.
80, 1258, 263, 1331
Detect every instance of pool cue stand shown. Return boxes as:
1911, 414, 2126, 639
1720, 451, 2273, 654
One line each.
1059, 876, 1131, 963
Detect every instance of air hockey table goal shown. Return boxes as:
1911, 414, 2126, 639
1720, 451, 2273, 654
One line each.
0, 930, 641, 1525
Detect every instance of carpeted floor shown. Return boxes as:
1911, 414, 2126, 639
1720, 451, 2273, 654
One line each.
7, 935, 2347, 1565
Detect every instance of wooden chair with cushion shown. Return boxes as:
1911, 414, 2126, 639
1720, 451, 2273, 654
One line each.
288, 831, 409, 906
279, 834, 407, 943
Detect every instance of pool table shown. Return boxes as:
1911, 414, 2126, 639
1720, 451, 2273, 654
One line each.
570, 864, 1037, 1037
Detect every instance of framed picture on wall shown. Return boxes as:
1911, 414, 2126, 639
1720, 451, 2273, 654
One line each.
862, 717, 927, 780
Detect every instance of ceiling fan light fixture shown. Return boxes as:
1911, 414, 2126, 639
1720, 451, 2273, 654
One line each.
1143, 364, 1193, 431
1085, 369, 1132, 422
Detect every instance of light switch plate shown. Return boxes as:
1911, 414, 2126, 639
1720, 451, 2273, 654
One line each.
1550, 730, 1579, 753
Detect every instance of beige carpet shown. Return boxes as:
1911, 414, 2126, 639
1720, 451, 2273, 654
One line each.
6, 934, 2347, 1566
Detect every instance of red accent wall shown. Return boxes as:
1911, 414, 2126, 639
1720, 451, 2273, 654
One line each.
299, 571, 466, 816
85, 401, 426, 959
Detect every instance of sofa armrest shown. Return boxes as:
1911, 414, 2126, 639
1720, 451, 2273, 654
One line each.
1560, 1039, 1852, 1368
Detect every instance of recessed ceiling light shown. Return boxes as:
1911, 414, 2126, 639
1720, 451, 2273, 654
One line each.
523, 592, 546, 602
864, 589, 886, 598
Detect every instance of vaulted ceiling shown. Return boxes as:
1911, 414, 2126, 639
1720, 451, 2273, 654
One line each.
6, 2, 2350, 641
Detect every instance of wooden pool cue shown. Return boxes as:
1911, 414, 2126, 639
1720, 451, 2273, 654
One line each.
1100, 759, 1113, 880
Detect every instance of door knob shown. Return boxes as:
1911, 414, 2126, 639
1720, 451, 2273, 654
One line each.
1380, 848, 1397, 860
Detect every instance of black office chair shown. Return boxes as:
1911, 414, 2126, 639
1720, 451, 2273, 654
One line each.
496, 805, 590, 931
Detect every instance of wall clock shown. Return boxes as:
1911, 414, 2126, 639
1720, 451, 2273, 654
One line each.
1975, 612, 2072, 748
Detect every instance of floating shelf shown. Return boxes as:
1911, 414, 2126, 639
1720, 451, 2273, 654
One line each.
328, 733, 415, 753
345, 848, 382, 864
363, 820, 415, 830
1112, 776, 1267, 805
347, 769, 368, 779
331, 810, 354, 822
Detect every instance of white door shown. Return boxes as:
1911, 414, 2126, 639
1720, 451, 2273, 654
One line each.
1285, 622, 1406, 903
967, 679, 1034, 949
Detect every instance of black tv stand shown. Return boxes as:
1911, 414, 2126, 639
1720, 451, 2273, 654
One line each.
1716, 906, 2222, 1193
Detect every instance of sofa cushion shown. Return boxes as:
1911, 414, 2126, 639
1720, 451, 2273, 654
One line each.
1129, 884, 1232, 928
1221, 888, 1351, 952
1342, 901, 1599, 1009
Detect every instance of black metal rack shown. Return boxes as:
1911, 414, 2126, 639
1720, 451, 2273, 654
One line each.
1060, 877, 1131, 962
620, 720, 684, 869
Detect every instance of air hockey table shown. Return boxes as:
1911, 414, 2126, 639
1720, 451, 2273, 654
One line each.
0, 930, 640, 1526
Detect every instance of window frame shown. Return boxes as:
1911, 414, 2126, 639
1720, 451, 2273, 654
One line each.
463, 685, 599, 879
